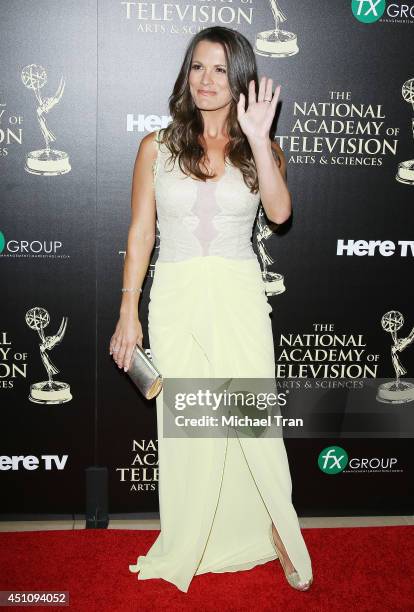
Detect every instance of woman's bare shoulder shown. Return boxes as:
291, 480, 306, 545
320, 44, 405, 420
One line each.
134, 130, 161, 175
139, 130, 159, 153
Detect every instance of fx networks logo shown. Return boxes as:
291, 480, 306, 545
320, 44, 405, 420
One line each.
352, 0, 386, 23
318, 446, 348, 474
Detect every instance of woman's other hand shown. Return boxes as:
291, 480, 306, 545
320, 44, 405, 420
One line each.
109, 314, 143, 372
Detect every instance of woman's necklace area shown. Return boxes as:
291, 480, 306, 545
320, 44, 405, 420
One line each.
198, 133, 230, 182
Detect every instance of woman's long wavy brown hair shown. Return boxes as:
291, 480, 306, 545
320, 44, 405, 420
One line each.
158, 26, 279, 194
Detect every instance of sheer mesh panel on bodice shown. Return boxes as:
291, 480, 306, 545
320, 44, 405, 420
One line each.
152, 129, 261, 262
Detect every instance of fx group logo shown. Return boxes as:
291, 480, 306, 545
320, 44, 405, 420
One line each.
318, 446, 401, 474
352, 0, 386, 23
318, 446, 349, 474
0, 230, 68, 259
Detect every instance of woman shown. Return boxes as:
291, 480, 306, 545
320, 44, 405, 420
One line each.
110, 26, 313, 593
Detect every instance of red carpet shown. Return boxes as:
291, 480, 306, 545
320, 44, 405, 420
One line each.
1, 525, 413, 611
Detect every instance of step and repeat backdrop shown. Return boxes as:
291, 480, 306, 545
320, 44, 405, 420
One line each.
1, 1, 413, 517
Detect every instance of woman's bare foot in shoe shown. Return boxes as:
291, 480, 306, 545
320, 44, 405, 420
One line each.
271, 523, 296, 575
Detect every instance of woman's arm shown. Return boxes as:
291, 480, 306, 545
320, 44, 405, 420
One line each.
251, 137, 291, 224
237, 78, 290, 225
270, 140, 287, 182
109, 131, 158, 371
119, 131, 158, 317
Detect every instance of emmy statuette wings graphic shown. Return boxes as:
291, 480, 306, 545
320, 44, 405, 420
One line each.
21, 64, 71, 176
255, 206, 286, 297
376, 310, 414, 404
254, 0, 299, 58
396, 78, 414, 185
25, 307, 72, 404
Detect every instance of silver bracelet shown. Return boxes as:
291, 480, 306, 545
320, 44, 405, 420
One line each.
121, 287, 142, 293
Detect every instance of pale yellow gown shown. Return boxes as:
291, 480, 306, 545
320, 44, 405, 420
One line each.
129, 129, 313, 593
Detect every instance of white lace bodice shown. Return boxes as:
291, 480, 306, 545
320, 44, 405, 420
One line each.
152, 129, 261, 262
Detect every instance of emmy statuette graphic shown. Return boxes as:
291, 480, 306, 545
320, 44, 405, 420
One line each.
25, 307, 72, 404
255, 0, 299, 58
376, 310, 414, 404
396, 78, 414, 185
21, 64, 71, 175
255, 205, 286, 297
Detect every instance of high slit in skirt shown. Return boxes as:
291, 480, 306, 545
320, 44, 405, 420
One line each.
128, 255, 313, 593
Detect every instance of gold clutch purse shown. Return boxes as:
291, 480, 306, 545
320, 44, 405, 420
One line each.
127, 344, 163, 400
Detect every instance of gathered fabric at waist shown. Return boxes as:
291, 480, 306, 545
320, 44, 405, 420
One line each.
152, 254, 263, 286
149, 255, 268, 309
148, 255, 273, 379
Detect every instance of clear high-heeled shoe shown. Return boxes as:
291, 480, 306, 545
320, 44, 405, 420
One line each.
268, 523, 313, 591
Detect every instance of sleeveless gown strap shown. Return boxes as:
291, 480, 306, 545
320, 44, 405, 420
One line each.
152, 128, 161, 187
